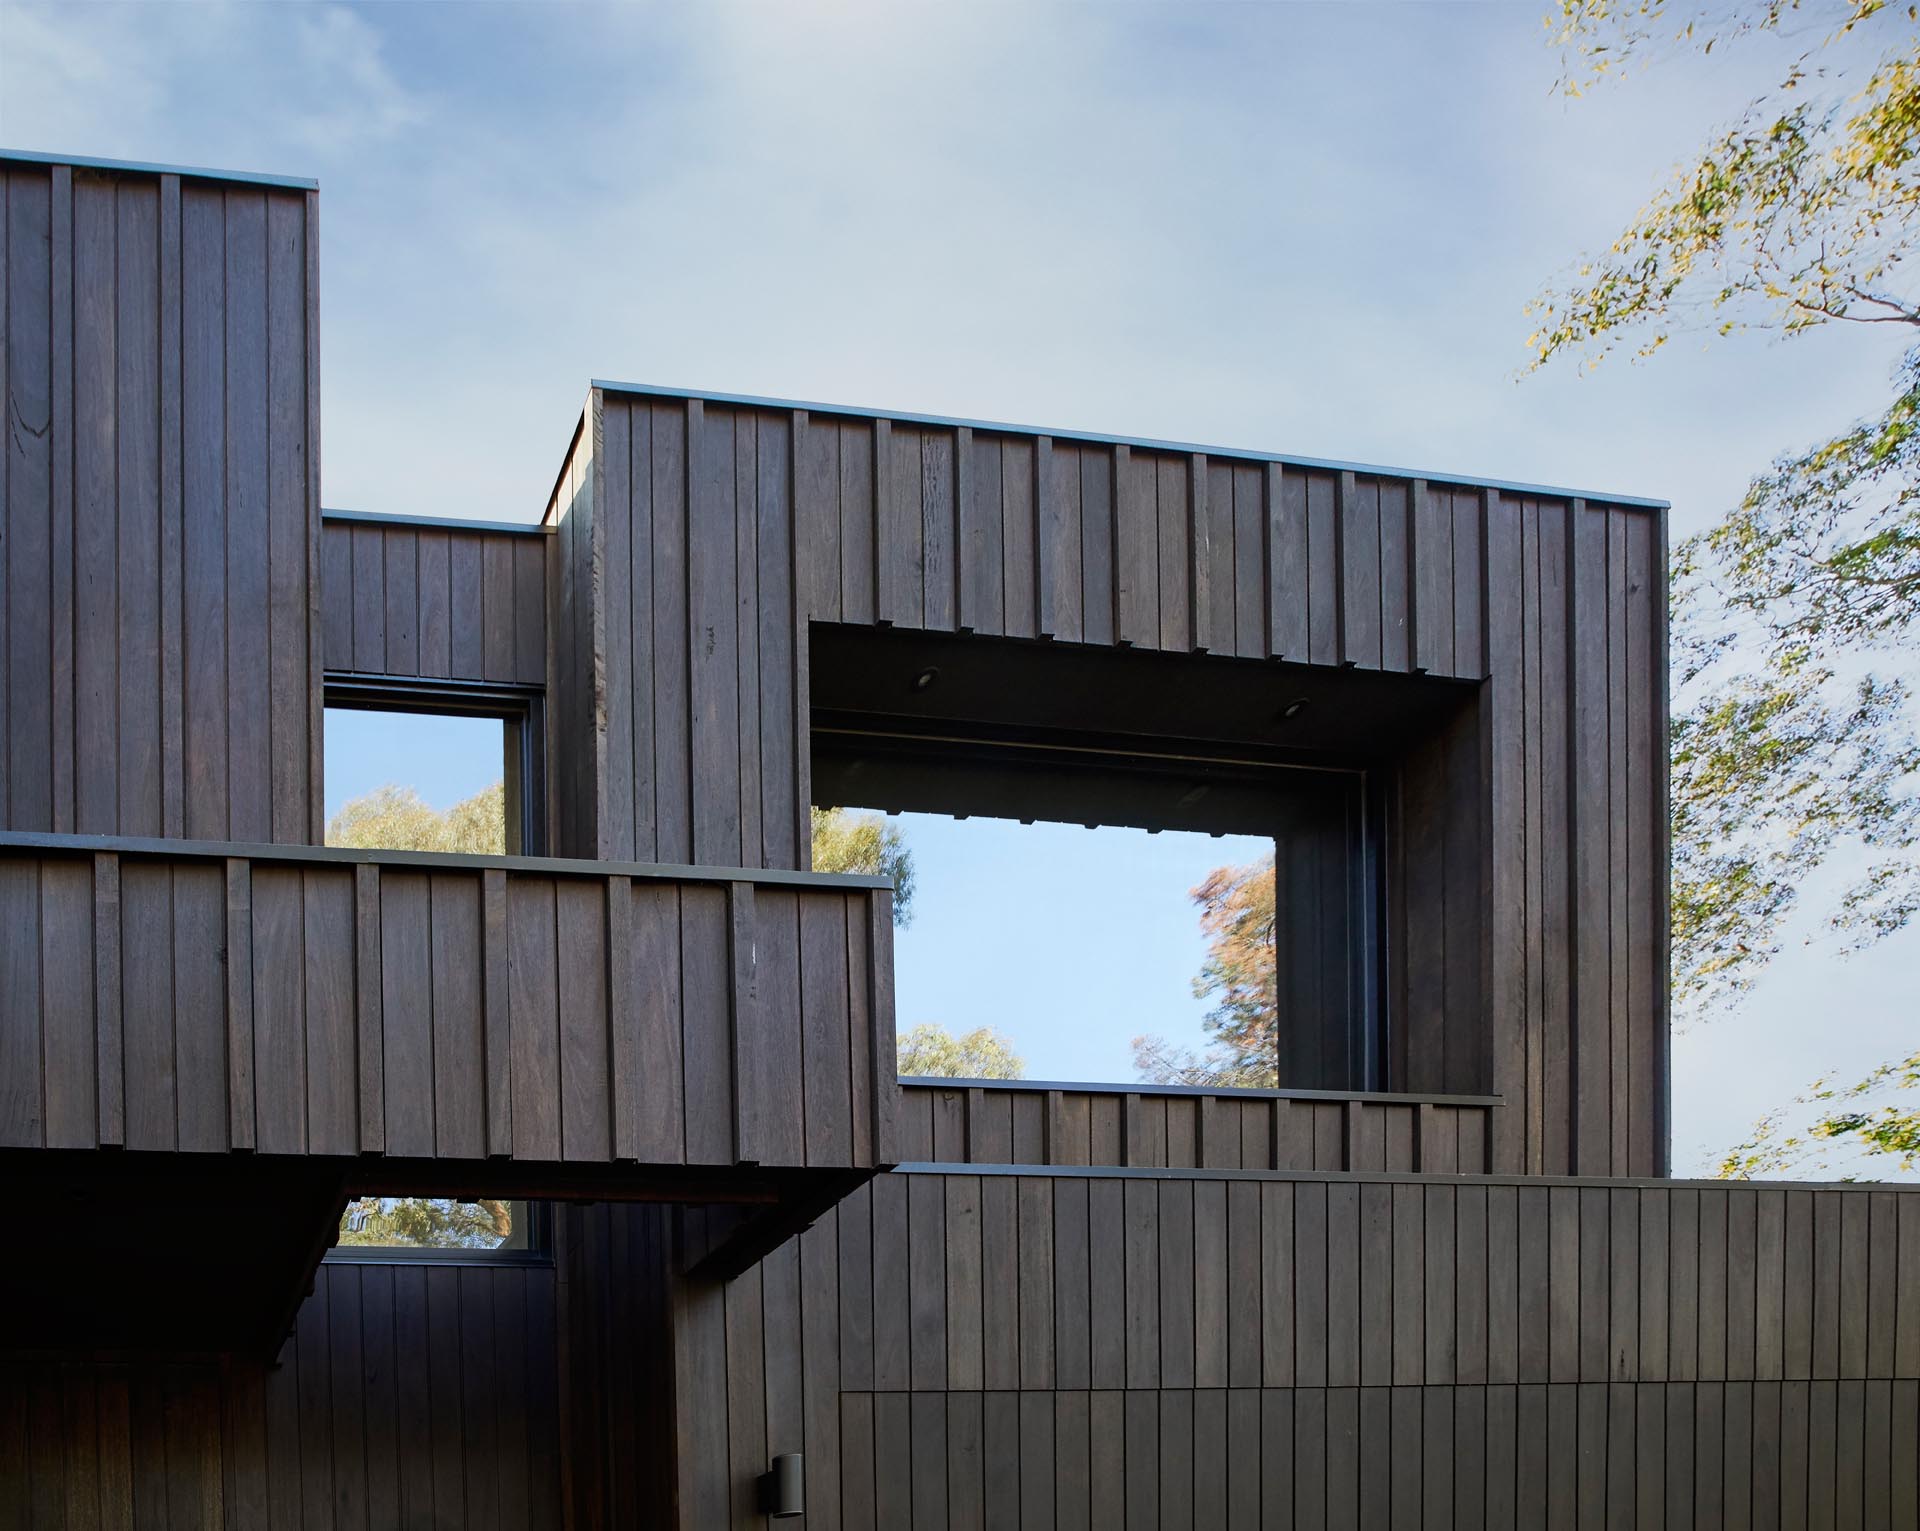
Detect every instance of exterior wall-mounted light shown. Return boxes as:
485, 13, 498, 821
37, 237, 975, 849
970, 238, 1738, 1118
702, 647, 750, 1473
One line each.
759, 1453, 804, 1518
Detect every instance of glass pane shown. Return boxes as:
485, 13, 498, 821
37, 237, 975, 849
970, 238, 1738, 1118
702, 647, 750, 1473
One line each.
323, 708, 506, 853
820, 807, 1289, 1086
336, 1196, 530, 1252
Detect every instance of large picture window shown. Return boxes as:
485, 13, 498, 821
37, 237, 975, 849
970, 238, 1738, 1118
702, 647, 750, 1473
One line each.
808, 624, 1430, 1093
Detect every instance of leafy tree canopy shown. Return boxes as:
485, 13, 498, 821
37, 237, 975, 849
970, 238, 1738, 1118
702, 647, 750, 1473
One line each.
897, 1022, 1026, 1080
326, 781, 506, 855
1537, 0, 1920, 1174
1716, 1045, 1920, 1175
811, 806, 916, 926
338, 1196, 517, 1249
1132, 854, 1281, 1088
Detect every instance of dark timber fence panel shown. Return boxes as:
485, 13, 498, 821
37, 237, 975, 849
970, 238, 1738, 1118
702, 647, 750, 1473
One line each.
0, 833, 892, 1169
1, 157, 322, 847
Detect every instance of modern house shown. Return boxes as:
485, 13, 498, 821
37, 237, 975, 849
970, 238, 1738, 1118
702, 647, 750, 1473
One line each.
1, 149, 1915, 1527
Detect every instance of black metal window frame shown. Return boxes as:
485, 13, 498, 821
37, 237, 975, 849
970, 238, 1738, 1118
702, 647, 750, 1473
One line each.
322, 674, 547, 856
324, 1199, 554, 1268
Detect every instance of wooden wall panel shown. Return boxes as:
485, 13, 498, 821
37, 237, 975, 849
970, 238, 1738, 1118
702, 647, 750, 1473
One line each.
894, 1081, 1496, 1174
6, 1173, 1914, 1528
1, 157, 321, 847
839, 1381, 1917, 1529
562, 395, 807, 869
660, 1169, 1920, 1528
0, 1262, 564, 1530
317, 517, 547, 688
0, 835, 892, 1169
570, 387, 1666, 1175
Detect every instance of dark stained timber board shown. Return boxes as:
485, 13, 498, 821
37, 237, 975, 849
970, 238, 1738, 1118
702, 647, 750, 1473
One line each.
1, 159, 321, 846
650, 1169, 1920, 1530
0, 833, 893, 1170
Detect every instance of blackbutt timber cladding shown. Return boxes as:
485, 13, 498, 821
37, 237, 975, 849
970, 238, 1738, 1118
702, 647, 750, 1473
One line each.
0, 157, 322, 845
669, 1172, 1920, 1529
895, 1080, 1498, 1174
0, 835, 896, 1168
8, 1181, 1916, 1528
318, 515, 548, 686
561, 386, 1668, 1178
0, 1260, 567, 1530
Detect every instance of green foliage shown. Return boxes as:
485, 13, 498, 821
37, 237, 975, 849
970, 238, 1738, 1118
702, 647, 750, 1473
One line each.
326, 781, 506, 855
811, 806, 916, 926
1547, 0, 1887, 93
338, 1196, 517, 1249
1533, 3, 1919, 367
1537, 1, 1920, 1002
1716, 1048, 1920, 1176
896, 1022, 1026, 1080
1670, 644, 1920, 1011
1539, 1, 1920, 1176
1132, 853, 1281, 1088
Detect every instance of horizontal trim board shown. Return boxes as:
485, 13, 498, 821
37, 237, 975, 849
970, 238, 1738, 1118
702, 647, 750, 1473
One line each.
0, 146, 319, 190
898, 1076, 1502, 1108
321, 1247, 553, 1267
592, 378, 1670, 511
323, 507, 551, 537
0, 830, 894, 891
888, 1162, 1920, 1194
324, 674, 545, 709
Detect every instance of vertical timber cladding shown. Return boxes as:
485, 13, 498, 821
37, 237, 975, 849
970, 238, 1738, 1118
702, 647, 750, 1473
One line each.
0, 155, 323, 845
663, 1173, 1920, 1529
317, 515, 549, 689
553, 385, 1668, 1178
0, 1261, 567, 1528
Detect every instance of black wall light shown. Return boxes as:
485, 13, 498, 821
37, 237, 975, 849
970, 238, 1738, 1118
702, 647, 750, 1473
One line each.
759, 1453, 804, 1518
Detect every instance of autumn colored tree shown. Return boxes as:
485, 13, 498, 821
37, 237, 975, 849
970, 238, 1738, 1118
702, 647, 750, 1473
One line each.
1534, 1, 1920, 1172
1132, 853, 1280, 1087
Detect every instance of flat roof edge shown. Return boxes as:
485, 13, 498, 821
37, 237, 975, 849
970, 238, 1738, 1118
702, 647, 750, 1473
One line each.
323, 508, 550, 537
0, 148, 318, 192
591, 378, 1671, 512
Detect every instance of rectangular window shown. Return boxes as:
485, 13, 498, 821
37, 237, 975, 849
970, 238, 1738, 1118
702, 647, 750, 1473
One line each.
323, 680, 544, 854
815, 739, 1381, 1093
328, 1197, 549, 1264
807, 623, 1435, 1094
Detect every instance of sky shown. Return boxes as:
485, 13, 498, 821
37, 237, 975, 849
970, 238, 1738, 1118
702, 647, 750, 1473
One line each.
5, 0, 1915, 1174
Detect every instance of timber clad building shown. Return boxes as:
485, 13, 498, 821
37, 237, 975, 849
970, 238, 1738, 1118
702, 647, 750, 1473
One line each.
0, 149, 1914, 1527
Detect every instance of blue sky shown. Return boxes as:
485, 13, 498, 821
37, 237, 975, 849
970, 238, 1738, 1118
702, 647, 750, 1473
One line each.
6, 1, 1914, 1173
